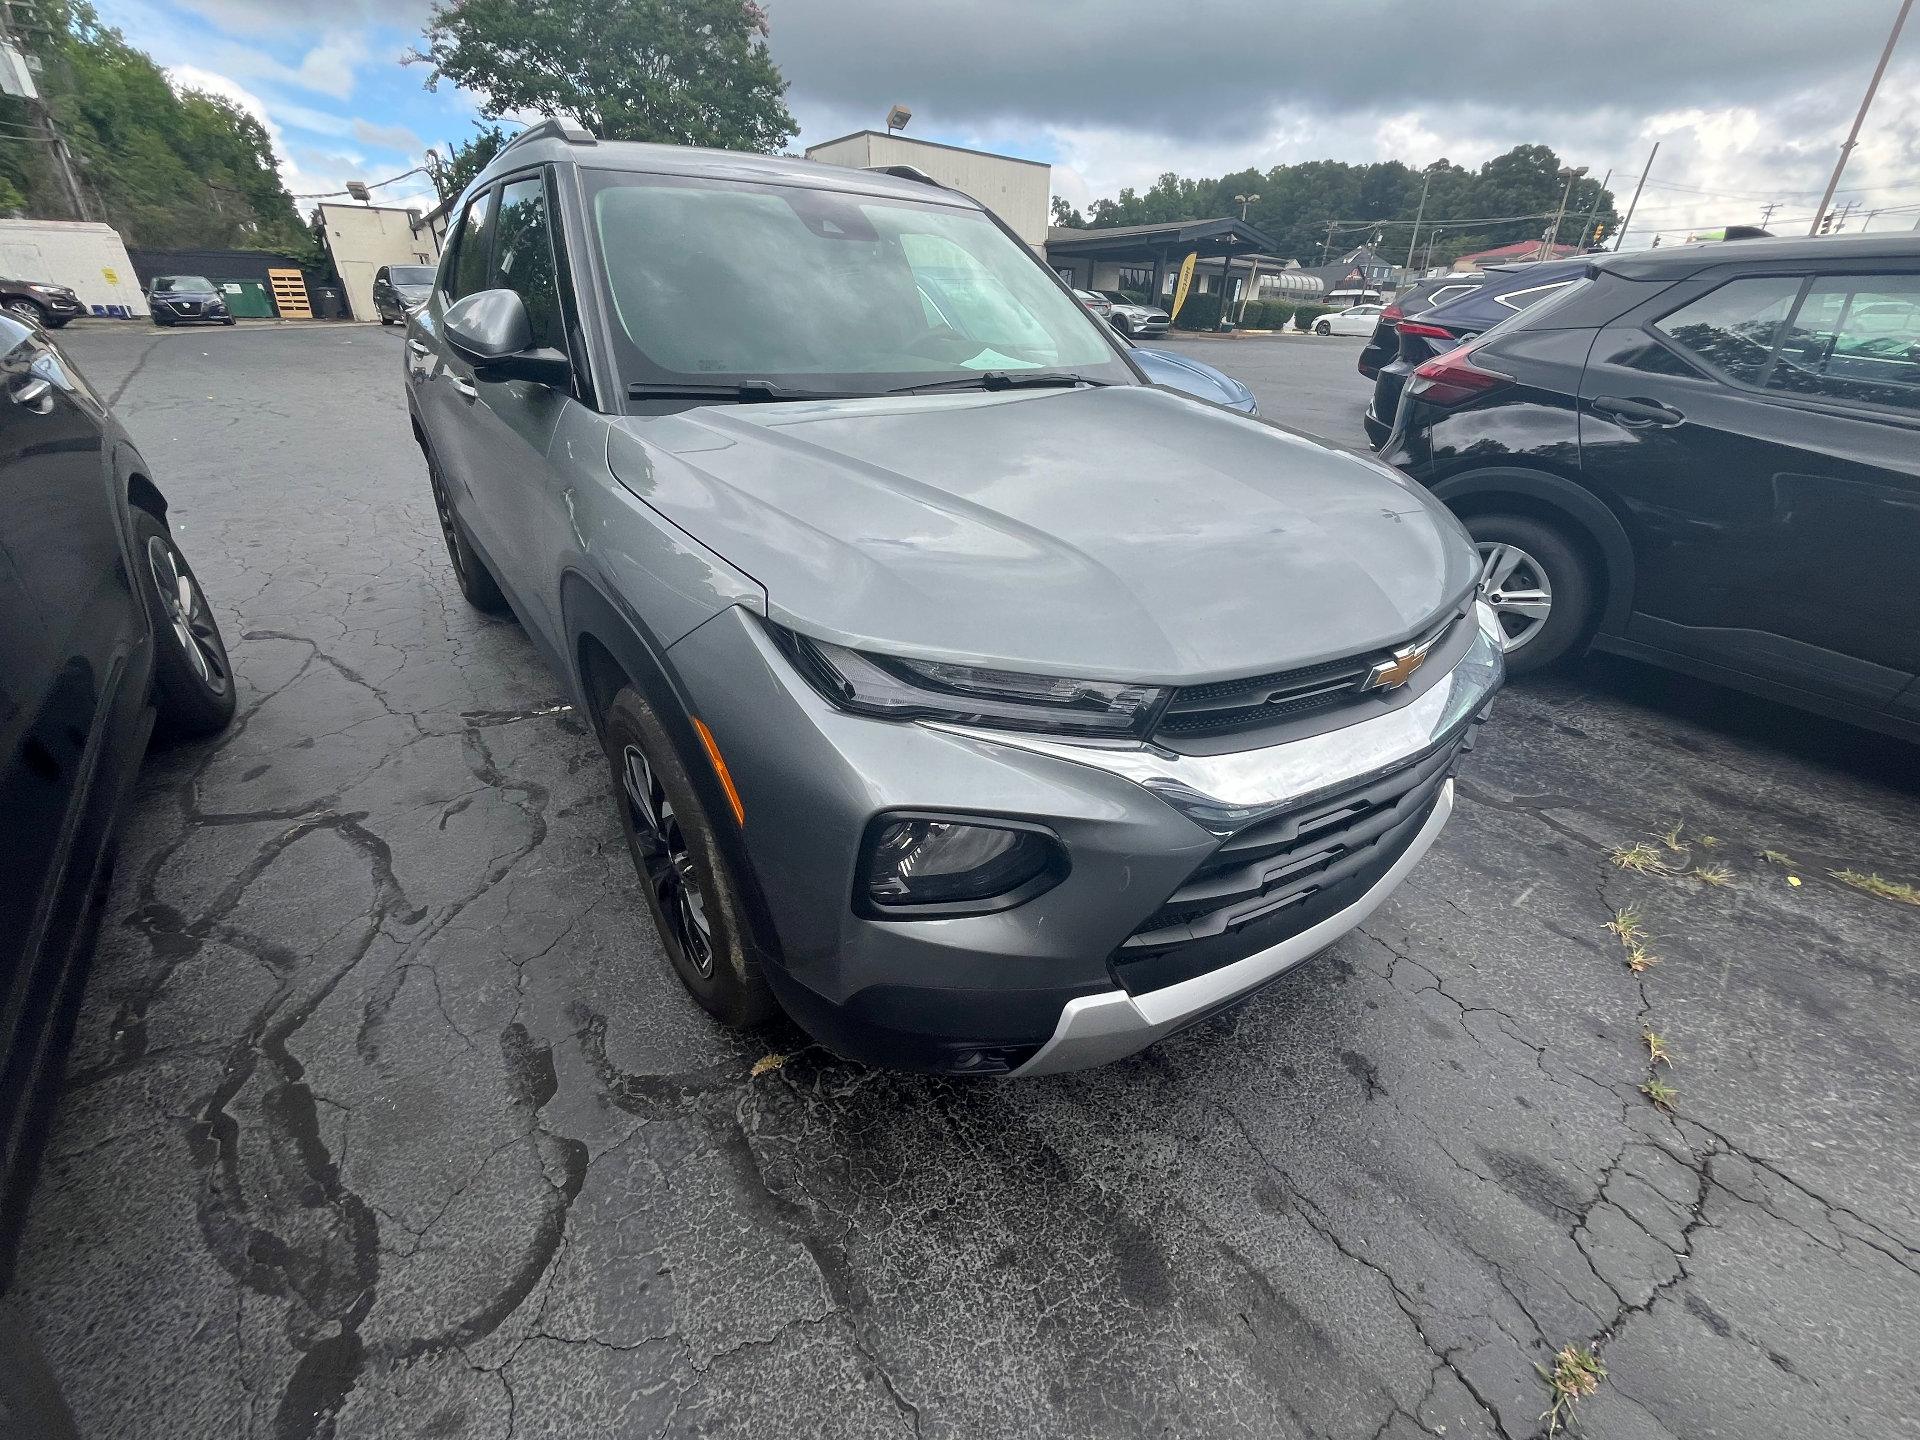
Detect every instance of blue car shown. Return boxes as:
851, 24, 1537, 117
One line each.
1131, 345, 1258, 414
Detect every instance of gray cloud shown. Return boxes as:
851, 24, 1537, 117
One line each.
767, 0, 1904, 142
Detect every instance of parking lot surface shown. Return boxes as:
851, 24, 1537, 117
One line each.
1151, 331, 1373, 446
8, 322, 1920, 1440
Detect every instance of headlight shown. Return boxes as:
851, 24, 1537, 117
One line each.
27, 283, 63, 294
859, 813, 1066, 916
781, 628, 1167, 738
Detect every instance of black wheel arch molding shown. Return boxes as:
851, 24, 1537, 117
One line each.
1428, 465, 1636, 640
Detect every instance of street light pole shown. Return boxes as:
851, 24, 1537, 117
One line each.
1612, 142, 1659, 251
1810, 0, 1913, 235
1404, 169, 1431, 277
1541, 166, 1586, 259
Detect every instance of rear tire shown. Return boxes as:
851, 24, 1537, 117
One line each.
129, 505, 237, 738
424, 446, 509, 612
603, 686, 776, 1029
1464, 513, 1595, 675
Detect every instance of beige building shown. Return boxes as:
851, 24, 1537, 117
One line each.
802, 131, 1050, 248
316, 202, 441, 322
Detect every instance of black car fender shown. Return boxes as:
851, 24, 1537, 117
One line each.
1429, 466, 1635, 638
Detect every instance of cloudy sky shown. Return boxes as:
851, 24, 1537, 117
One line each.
105, 0, 1920, 243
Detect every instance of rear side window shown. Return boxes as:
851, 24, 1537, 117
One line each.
1768, 275, 1920, 413
491, 174, 566, 353
1424, 284, 1476, 307
445, 188, 495, 301
1652, 276, 1800, 384
1494, 280, 1575, 313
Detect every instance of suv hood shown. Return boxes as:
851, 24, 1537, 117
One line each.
608, 385, 1477, 684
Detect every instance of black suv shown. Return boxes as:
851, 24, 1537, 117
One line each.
1381, 233, 1920, 742
1364, 260, 1588, 449
0, 276, 84, 331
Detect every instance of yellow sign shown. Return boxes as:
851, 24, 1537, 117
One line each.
102, 267, 118, 285
1169, 251, 1198, 322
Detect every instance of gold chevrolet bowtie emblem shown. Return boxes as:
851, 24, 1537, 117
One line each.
1361, 637, 1435, 692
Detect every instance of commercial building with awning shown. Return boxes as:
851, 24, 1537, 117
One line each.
1044, 217, 1283, 312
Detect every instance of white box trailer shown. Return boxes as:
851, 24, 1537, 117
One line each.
0, 219, 148, 318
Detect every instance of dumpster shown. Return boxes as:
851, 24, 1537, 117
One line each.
216, 279, 275, 319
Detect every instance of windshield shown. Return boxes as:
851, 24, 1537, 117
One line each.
586, 171, 1132, 397
389, 266, 435, 287
154, 276, 214, 292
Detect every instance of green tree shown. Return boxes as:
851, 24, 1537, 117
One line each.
1050, 195, 1085, 228
426, 122, 510, 205
0, 0, 307, 248
414, 0, 795, 151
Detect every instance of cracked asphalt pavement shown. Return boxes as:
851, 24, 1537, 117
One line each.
6, 323, 1919, 1439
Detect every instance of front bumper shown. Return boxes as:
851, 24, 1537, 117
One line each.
666, 604, 1501, 1075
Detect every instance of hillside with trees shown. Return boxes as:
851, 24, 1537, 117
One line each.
1053, 145, 1619, 267
0, 1, 307, 249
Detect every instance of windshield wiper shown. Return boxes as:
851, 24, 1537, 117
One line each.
626, 380, 855, 403
888, 371, 1110, 395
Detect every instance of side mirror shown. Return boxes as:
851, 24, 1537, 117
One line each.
444, 288, 571, 387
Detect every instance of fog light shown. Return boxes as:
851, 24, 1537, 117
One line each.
859, 815, 1065, 916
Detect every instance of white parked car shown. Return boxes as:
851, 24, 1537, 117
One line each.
1315, 304, 1384, 337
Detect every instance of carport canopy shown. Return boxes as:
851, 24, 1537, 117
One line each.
1045, 217, 1281, 309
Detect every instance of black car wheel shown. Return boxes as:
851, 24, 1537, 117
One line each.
1466, 513, 1595, 675
152, 312, 174, 327
424, 448, 508, 611
603, 685, 776, 1029
221, 316, 236, 327
129, 505, 236, 738
5, 299, 45, 329
1315, 320, 1332, 336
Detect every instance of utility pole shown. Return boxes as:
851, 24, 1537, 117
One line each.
1404, 169, 1431, 278
1540, 166, 1587, 259
1613, 142, 1659, 251
0, 0, 90, 221
1758, 201, 1778, 229
1810, 0, 1913, 235
1574, 168, 1611, 252
1321, 219, 1337, 263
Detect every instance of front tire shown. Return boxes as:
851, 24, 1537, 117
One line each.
1315, 320, 1332, 335
603, 687, 776, 1029
5, 299, 45, 329
1465, 513, 1596, 675
221, 316, 236, 326
424, 447, 509, 612
129, 506, 236, 738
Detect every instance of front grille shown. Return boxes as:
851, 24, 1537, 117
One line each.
1155, 613, 1461, 742
175, 301, 199, 313
1109, 730, 1471, 996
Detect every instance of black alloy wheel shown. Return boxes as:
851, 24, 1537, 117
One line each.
152, 312, 174, 327
424, 448, 508, 612
1465, 513, 1596, 675
1315, 320, 1332, 335
602, 686, 775, 1028
5, 299, 45, 329
129, 505, 237, 738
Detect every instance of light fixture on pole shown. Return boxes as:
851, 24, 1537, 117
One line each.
886, 104, 913, 135
1809, 0, 1912, 235
1234, 193, 1259, 220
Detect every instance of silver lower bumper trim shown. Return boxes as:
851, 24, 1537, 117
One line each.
1010, 778, 1454, 1077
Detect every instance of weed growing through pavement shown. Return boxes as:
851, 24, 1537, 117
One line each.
1657, 819, 1687, 852
1611, 842, 1667, 875
1761, 849, 1795, 866
1830, 870, 1920, 907
1643, 1029, 1673, 1066
1692, 865, 1733, 887
1606, 905, 1659, 971
1641, 1076, 1679, 1111
1539, 1343, 1607, 1435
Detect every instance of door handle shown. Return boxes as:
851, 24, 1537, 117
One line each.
1592, 395, 1685, 428
451, 375, 478, 401
407, 340, 430, 356
9, 376, 53, 413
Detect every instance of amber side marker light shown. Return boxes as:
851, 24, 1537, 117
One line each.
692, 717, 745, 825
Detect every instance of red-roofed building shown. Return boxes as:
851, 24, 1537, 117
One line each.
1452, 239, 1582, 271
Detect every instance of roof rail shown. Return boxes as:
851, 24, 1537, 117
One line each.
862, 163, 943, 189
502, 118, 597, 154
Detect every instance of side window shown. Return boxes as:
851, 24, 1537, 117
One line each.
1651, 276, 1801, 385
1494, 280, 1574, 313
445, 188, 495, 302
1768, 275, 1920, 413
491, 175, 565, 353
374, 266, 388, 287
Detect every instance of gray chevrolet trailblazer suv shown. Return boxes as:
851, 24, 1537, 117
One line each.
404, 121, 1503, 1077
